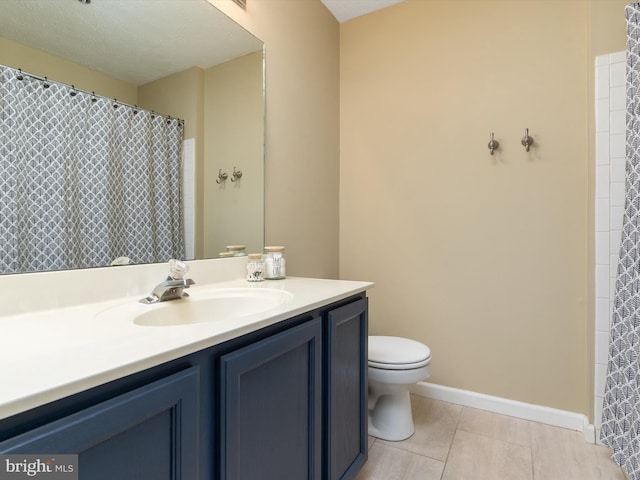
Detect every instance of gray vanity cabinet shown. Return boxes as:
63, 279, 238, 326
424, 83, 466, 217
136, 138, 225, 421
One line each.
0, 294, 368, 480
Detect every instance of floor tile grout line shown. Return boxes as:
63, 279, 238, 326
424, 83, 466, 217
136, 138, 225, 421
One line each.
529, 416, 535, 480
366, 435, 448, 478
437, 403, 466, 478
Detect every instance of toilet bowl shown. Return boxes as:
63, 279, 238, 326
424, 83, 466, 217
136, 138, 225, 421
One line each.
368, 336, 431, 441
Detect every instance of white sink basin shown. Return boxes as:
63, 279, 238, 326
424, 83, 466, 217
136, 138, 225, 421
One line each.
132, 288, 294, 327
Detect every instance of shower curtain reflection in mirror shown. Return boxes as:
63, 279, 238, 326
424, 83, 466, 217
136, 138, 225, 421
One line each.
0, 65, 185, 274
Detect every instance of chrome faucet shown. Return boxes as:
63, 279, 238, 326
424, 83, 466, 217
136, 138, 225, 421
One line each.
140, 259, 195, 304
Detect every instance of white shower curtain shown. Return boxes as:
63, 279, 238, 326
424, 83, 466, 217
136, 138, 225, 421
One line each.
601, 4, 640, 479
0, 65, 185, 273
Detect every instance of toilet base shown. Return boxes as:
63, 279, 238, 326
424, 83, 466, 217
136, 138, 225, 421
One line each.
368, 390, 415, 441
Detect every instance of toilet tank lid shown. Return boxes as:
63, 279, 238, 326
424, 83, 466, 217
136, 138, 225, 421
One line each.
369, 336, 431, 365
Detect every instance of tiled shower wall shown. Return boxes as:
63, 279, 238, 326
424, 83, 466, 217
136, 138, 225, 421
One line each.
594, 51, 626, 442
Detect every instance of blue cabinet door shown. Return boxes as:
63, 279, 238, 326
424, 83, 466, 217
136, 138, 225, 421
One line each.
0, 367, 200, 480
220, 317, 323, 480
325, 298, 368, 480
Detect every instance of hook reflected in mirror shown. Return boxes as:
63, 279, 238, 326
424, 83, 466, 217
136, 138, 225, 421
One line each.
230, 166, 243, 182
216, 169, 228, 184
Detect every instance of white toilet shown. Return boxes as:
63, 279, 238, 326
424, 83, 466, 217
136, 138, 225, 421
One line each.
368, 336, 432, 441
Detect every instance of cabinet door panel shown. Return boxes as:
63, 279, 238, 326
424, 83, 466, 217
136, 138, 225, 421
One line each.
0, 367, 199, 480
326, 298, 368, 480
220, 317, 322, 480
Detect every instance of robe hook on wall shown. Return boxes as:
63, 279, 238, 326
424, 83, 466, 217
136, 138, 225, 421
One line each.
216, 169, 228, 184
488, 132, 499, 155
521, 128, 534, 151
230, 166, 243, 182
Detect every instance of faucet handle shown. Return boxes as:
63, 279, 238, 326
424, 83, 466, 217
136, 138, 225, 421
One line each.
168, 259, 189, 280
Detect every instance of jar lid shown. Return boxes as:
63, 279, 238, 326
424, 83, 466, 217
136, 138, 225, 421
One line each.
248, 253, 263, 260
264, 246, 285, 252
219, 252, 235, 257
226, 245, 246, 251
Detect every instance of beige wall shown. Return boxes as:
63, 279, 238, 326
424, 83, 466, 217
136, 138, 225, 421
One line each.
138, 67, 204, 148
203, 52, 264, 257
340, 0, 590, 414
589, 0, 628, 58
0, 37, 137, 103
212, 0, 631, 416
210, 0, 340, 278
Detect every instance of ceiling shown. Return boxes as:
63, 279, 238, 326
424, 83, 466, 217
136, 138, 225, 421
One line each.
0, 0, 404, 86
0, 0, 262, 85
320, 0, 407, 23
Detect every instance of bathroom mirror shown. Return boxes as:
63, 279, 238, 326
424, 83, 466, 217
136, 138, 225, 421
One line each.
0, 0, 265, 274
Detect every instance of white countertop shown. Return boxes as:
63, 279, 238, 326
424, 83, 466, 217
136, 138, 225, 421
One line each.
0, 276, 372, 420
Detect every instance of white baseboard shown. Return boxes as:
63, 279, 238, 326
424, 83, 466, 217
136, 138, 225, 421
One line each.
411, 381, 596, 444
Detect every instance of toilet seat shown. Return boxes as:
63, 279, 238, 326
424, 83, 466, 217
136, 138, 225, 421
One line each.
368, 336, 431, 370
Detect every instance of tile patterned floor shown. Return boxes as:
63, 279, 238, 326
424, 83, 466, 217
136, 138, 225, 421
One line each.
356, 395, 627, 480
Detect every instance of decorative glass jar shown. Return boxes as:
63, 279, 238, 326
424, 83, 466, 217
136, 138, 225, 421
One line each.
264, 246, 285, 280
246, 253, 265, 282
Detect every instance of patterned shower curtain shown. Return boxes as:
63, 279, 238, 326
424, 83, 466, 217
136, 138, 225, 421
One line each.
601, 4, 640, 479
0, 65, 185, 274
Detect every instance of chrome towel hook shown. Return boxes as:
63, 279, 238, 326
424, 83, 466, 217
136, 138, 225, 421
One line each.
216, 169, 228, 184
521, 128, 534, 151
488, 132, 499, 155
230, 166, 243, 182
